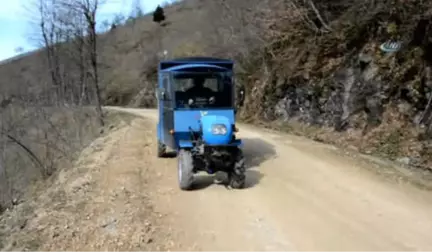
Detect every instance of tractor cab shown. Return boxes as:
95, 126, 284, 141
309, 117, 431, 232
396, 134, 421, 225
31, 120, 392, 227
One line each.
171, 66, 233, 109
156, 57, 240, 149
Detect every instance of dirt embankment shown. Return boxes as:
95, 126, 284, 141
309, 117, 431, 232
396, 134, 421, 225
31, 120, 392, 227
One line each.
0, 114, 174, 250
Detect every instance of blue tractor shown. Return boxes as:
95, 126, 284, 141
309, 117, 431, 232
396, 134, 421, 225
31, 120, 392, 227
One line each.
156, 57, 246, 190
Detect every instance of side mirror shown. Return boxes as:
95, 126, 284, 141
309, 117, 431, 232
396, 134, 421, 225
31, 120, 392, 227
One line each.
236, 89, 245, 111
238, 90, 245, 105
157, 88, 167, 100
239, 90, 245, 101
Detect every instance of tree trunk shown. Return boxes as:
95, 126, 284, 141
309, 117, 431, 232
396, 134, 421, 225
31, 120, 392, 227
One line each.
88, 17, 104, 126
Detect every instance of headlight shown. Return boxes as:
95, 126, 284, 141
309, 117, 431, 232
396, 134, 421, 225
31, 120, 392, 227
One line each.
211, 124, 227, 135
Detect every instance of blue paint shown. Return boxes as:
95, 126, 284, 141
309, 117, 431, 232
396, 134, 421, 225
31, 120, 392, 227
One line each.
173, 109, 235, 132
171, 109, 240, 149
159, 58, 234, 72
176, 137, 242, 149
157, 122, 161, 141
178, 140, 194, 148
162, 64, 228, 72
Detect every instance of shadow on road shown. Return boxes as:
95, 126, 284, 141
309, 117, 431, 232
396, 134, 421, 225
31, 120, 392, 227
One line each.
242, 138, 277, 169
242, 138, 276, 188
191, 175, 215, 190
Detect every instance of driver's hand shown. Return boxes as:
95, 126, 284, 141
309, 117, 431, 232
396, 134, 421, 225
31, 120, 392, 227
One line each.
209, 96, 215, 104
188, 99, 194, 106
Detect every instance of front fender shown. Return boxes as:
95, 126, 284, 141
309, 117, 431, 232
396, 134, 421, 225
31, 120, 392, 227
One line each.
201, 115, 233, 145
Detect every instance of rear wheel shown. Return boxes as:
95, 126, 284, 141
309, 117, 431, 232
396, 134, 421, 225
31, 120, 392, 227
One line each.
178, 149, 194, 190
157, 141, 166, 158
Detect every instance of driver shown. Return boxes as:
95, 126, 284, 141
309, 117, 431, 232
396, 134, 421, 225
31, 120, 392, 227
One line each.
185, 77, 214, 98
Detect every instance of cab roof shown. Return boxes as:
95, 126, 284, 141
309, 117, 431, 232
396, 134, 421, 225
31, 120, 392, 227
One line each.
162, 57, 232, 63
159, 57, 233, 72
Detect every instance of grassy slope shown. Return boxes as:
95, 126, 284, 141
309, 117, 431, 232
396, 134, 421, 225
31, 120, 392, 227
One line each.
0, 0, 221, 106
0, 107, 102, 211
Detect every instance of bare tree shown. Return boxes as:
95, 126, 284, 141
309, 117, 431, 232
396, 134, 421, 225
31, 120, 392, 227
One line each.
0, 113, 12, 209
0, 0, 107, 211
130, 0, 144, 19
0, 130, 48, 177
203, 0, 269, 71
56, 6, 91, 105
30, 0, 65, 104
60, 0, 105, 126
29, 0, 105, 125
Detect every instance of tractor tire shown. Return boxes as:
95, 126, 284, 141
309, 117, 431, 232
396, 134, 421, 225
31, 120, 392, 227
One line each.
157, 141, 166, 158
178, 149, 194, 190
228, 149, 246, 189
228, 173, 246, 189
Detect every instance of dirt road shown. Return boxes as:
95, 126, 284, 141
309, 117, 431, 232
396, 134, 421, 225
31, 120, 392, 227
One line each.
3, 107, 432, 251
107, 108, 432, 251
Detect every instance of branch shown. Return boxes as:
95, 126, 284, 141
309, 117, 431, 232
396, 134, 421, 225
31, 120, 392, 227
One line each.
305, 0, 332, 32
0, 130, 48, 177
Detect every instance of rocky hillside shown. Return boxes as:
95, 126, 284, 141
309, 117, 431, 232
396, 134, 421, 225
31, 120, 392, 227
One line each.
238, 0, 432, 169
1, 0, 432, 169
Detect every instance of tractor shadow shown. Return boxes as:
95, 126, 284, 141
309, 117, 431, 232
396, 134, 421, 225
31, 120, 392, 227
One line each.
191, 138, 276, 190
191, 175, 218, 190
242, 138, 276, 188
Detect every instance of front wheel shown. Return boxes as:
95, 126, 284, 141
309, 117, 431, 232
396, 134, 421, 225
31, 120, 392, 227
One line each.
228, 148, 246, 189
178, 149, 194, 190
228, 173, 246, 189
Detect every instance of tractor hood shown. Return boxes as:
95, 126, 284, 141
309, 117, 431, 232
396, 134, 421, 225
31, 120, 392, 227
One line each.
174, 109, 235, 145
173, 109, 235, 132
200, 114, 233, 145
172, 109, 242, 148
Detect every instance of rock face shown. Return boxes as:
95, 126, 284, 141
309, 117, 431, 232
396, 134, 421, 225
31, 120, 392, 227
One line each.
267, 50, 432, 136
128, 87, 157, 108
236, 41, 432, 169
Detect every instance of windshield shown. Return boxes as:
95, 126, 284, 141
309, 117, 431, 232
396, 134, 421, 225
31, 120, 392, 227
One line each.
172, 72, 233, 109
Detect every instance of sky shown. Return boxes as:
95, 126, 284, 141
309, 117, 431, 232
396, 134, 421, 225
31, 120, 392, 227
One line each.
0, 0, 169, 61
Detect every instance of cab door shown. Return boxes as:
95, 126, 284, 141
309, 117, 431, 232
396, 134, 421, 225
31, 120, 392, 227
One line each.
161, 73, 176, 149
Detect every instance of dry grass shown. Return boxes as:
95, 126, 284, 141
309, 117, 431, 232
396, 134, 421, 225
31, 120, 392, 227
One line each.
0, 105, 103, 211
0, 109, 137, 249
0, 115, 169, 251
